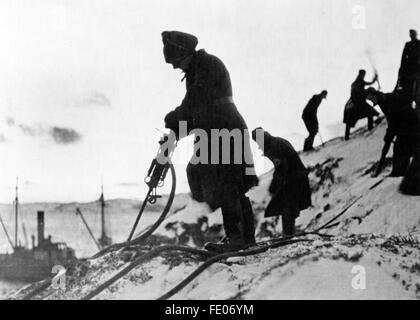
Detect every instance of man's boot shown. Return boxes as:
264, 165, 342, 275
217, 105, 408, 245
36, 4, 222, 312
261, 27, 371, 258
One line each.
303, 138, 310, 151
344, 125, 351, 141
204, 184, 247, 253
203, 236, 228, 249
204, 227, 247, 253
303, 135, 315, 151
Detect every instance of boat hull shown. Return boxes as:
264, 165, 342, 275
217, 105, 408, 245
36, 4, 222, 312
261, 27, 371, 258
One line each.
0, 247, 76, 282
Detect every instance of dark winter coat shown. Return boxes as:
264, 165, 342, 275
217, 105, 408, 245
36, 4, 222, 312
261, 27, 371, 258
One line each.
263, 135, 312, 218
164, 49, 258, 210
399, 39, 420, 80
377, 92, 420, 143
397, 39, 420, 103
400, 106, 420, 195
374, 92, 420, 195
343, 79, 380, 127
343, 98, 379, 128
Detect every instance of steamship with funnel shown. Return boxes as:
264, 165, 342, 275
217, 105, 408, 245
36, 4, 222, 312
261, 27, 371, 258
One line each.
0, 181, 76, 281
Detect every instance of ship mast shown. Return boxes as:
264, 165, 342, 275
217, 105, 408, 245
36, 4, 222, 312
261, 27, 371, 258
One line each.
14, 177, 19, 248
98, 183, 111, 247
100, 184, 105, 240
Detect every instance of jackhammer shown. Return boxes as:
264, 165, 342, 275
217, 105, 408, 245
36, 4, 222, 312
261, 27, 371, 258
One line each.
127, 133, 177, 242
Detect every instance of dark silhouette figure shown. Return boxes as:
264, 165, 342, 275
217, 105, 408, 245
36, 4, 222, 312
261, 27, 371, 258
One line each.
400, 107, 420, 196
396, 29, 420, 105
302, 90, 328, 151
366, 88, 419, 177
343, 70, 379, 140
392, 29, 420, 193
252, 128, 311, 236
162, 31, 258, 253
400, 142, 420, 195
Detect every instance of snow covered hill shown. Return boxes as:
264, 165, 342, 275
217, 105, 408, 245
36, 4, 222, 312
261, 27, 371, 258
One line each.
9, 119, 420, 300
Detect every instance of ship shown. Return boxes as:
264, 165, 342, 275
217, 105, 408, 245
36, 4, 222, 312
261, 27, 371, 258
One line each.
0, 180, 76, 282
75, 184, 112, 251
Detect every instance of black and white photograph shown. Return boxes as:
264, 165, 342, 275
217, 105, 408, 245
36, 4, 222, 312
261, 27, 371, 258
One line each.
0, 0, 419, 305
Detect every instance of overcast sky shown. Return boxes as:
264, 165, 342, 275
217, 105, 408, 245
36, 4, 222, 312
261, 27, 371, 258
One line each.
0, 0, 419, 202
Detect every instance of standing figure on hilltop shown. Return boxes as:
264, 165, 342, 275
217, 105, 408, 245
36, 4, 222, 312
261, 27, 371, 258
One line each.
395, 29, 420, 106
252, 128, 311, 236
343, 70, 380, 140
161, 31, 258, 253
393, 29, 420, 195
302, 90, 328, 151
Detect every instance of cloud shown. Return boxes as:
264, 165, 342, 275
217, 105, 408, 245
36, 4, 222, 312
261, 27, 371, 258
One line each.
76, 91, 111, 108
14, 121, 82, 145
18, 124, 43, 137
6, 117, 15, 127
24, 180, 37, 187
50, 127, 81, 145
118, 182, 140, 187
0, 134, 6, 143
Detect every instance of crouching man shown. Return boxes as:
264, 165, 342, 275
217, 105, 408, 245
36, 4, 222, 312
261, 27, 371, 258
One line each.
344, 70, 380, 140
400, 102, 420, 196
366, 88, 419, 177
252, 128, 312, 235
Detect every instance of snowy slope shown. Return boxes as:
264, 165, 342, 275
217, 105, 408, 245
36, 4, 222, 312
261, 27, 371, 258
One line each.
8, 119, 420, 300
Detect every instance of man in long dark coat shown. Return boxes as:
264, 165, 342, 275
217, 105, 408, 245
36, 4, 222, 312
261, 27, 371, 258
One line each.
343, 70, 379, 140
366, 88, 418, 177
396, 30, 420, 195
252, 128, 311, 235
162, 31, 258, 252
396, 29, 420, 105
302, 90, 328, 151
